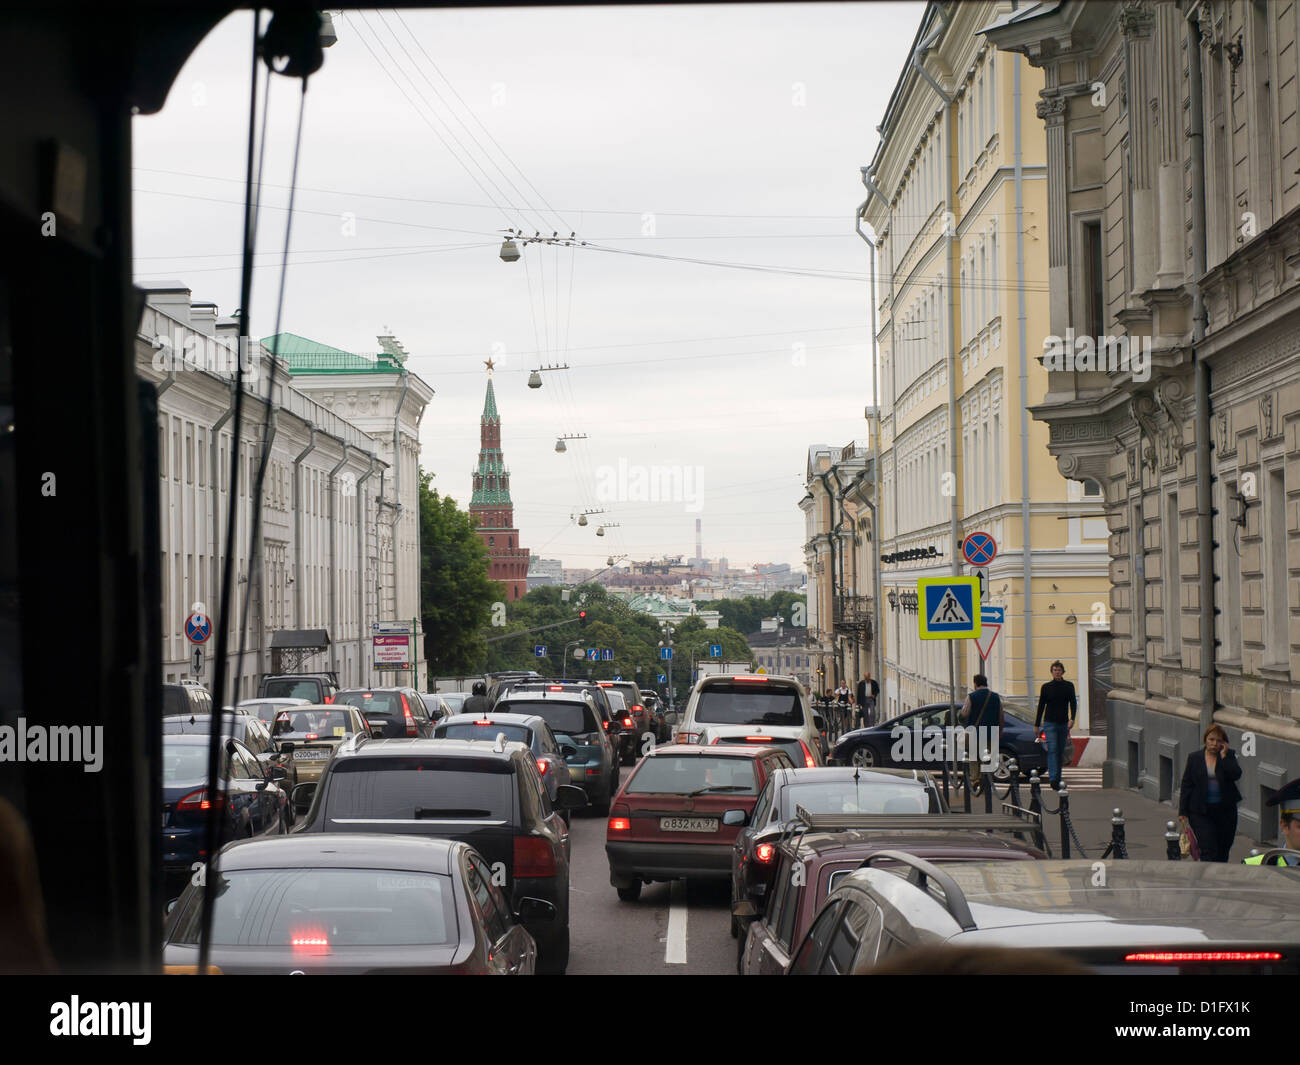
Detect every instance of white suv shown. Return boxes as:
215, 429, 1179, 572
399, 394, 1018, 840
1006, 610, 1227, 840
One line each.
676, 675, 822, 760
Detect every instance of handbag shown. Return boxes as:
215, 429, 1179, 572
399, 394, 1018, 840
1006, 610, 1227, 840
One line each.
1179, 822, 1201, 861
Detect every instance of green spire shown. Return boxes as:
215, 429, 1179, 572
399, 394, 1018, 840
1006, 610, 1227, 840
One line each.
482, 376, 499, 420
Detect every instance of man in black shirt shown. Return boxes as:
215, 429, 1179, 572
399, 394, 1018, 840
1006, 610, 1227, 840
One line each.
1035, 661, 1077, 789
855, 673, 880, 729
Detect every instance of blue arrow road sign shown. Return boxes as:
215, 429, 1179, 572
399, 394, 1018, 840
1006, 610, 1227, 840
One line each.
917, 577, 981, 639
587, 648, 599, 661
981, 606, 1005, 624
601, 648, 614, 661
709, 643, 722, 658
659, 647, 673, 660
613, 675, 623, 681
657, 673, 667, 683
534, 645, 546, 657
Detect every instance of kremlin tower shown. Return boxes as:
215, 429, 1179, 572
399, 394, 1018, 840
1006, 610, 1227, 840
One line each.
469, 360, 529, 600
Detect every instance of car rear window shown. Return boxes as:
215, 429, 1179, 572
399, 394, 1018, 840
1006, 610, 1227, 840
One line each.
436, 723, 533, 746
264, 679, 323, 700
274, 709, 355, 738
172, 869, 457, 947
782, 780, 940, 817
711, 736, 804, 762
163, 687, 191, 716
336, 691, 405, 716
694, 683, 803, 727
325, 757, 515, 821
627, 755, 757, 795
499, 701, 595, 736
163, 742, 209, 786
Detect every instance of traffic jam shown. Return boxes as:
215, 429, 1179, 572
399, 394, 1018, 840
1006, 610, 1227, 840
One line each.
161, 668, 1300, 977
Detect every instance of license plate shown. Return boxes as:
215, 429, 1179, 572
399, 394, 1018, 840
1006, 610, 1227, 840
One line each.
295, 749, 329, 760
660, 817, 718, 833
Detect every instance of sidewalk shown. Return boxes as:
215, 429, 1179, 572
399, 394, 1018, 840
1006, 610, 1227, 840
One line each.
1038, 780, 1261, 863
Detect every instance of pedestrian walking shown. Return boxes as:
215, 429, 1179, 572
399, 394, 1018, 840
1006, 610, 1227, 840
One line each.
1178, 724, 1242, 863
1034, 660, 1076, 789
834, 682, 851, 734
1244, 779, 1300, 866
959, 674, 1003, 795
462, 680, 491, 716
855, 673, 879, 729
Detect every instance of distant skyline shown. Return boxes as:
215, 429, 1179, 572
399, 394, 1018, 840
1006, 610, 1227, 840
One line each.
132, 3, 925, 570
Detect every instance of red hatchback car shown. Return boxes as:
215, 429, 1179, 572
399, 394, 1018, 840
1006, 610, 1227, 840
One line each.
605, 743, 796, 901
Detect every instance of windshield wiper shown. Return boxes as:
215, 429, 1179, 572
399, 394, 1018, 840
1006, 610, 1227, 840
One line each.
687, 785, 751, 796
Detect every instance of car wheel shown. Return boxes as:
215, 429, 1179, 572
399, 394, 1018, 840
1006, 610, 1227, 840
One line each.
850, 744, 881, 768
617, 882, 642, 902
993, 749, 1015, 783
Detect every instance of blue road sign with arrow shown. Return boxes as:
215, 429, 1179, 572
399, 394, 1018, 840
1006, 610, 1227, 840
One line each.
534, 645, 547, 657
587, 648, 599, 661
601, 648, 613, 661
659, 647, 673, 660
709, 644, 721, 658
657, 673, 667, 683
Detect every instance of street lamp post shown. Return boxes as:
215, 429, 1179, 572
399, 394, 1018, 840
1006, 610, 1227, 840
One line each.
562, 638, 582, 681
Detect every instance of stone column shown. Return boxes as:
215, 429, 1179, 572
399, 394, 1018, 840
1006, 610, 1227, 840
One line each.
1152, 1, 1185, 289
1121, 1, 1157, 295
1037, 91, 1070, 337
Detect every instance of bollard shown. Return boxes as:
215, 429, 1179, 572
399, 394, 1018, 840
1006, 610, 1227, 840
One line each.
1007, 759, 1021, 809
962, 765, 972, 813
1165, 820, 1181, 861
1028, 770, 1042, 820
983, 767, 994, 813
1058, 782, 1071, 859
1110, 808, 1127, 860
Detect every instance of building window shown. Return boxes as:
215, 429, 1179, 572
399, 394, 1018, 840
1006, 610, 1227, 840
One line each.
1219, 477, 1241, 662
1081, 478, 1102, 498
1265, 466, 1288, 666
1164, 489, 1180, 656
1084, 221, 1104, 339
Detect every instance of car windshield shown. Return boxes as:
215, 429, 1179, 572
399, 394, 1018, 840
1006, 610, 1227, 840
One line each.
499, 701, 594, 736
162, 743, 211, 786
627, 756, 757, 795
783, 781, 939, 816
172, 869, 457, 947
337, 691, 403, 716
263, 679, 324, 700
437, 723, 533, 746
274, 710, 354, 738
325, 758, 515, 820
694, 683, 803, 727
712, 736, 804, 762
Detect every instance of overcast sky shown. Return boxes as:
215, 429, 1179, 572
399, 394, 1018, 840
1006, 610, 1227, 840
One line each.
133, 2, 924, 573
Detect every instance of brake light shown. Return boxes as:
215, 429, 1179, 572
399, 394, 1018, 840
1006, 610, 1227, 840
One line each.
474, 719, 495, 726
608, 817, 631, 832
304, 733, 318, 741
401, 694, 417, 736
622, 717, 634, 728
362, 693, 373, 699
176, 789, 226, 812
632, 704, 644, 715
291, 929, 330, 952
800, 740, 816, 768
755, 843, 775, 863
678, 732, 699, 744
548, 685, 564, 691
537, 759, 548, 775
603, 720, 611, 730
745, 736, 774, 742
323, 695, 333, 705
733, 677, 768, 683
513, 835, 558, 877
1123, 951, 1283, 964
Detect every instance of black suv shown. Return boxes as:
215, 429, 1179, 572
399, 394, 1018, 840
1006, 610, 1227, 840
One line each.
334, 687, 436, 738
257, 673, 339, 704
293, 734, 585, 974
510, 681, 636, 764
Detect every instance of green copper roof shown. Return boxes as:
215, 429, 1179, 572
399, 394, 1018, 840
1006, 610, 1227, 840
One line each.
482, 377, 499, 419
263, 332, 405, 374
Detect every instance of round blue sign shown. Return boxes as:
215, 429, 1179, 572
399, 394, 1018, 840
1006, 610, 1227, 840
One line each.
962, 532, 997, 567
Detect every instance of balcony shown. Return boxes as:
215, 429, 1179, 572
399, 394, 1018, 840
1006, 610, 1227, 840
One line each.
833, 594, 873, 641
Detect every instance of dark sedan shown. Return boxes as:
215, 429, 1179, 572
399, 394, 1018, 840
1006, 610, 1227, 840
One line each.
163, 835, 550, 974
829, 702, 1046, 780
334, 687, 436, 738
161, 734, 289, 896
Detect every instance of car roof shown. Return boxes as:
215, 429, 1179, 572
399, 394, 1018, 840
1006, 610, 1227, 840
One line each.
698, 673, 800, 684
792, 829, 1043, 862
700, 724, 805, 738
219, 833, 460, 874
336, 687, 408, 695
776, 766, 934, 786
438, 712, 543, 728
163, 732, 247, 747
337, 737, 527, 760
239, 697, 310, 706
850, 860, 1300, 946
497, 689, 592, 705
644, 742, 776, 761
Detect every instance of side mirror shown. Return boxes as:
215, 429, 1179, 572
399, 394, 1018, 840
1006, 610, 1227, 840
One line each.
292, 781, 317, 814
166, 898, 180, 915
270, 765, 288, 782
560, 744, 579, 760
732, 899, 759, 920
554, 784, 588, 811
279, 741, 296, 754
721, 809, 748, 827
516, 897, 557, 923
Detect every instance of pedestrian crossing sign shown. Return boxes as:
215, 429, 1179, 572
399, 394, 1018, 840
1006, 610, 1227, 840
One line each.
917, 577, 981, 639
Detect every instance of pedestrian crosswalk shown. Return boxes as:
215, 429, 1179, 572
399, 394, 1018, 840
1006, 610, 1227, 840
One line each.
1063, 767, 1103, 791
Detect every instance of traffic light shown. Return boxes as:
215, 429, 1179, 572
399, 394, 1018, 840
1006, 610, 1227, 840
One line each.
578, 610, 587, 626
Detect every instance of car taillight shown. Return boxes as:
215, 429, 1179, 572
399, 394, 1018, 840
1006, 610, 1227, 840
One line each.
402, 695, 417, 736
304, 733, 318, 741
678, 732, 699, 744
603, 720, 611, 730
548, 685, 564, 691
745, 736, 774, 742
536, 759, 548, 775
1124, 951, 1283, 964
176, 789, 226, 812
733, 677, 768, 683
291, 928, 330, 952
800, 741, 816, 768
474, 719, 494, 726
622, 717, 634, 728
513, 835, 557, 878
608, 816, 631, 832
755, 843, 775, 863
323, 695, 333, 704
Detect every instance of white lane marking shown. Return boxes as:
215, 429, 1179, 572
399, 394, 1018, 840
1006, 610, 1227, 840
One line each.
665, 880, 688, 965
